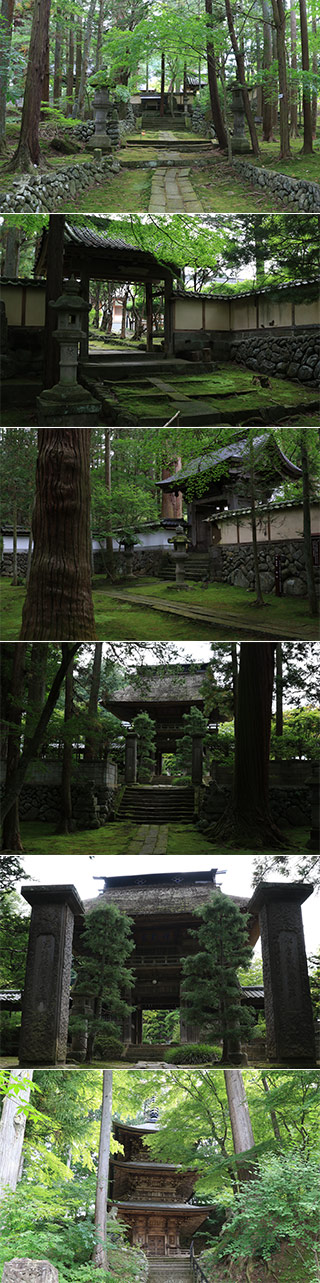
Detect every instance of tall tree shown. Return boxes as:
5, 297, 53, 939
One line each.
224, 1070, 256, 1182
224, 0, 260, 156
212, 643, 284, 847
0, 0, 15, 151
205, 0, 228, 149
93, 1070, 113, 1269
73, 0, 98, 118
0, 1070, 33, 1197
8, 0, 51, 170
1, 644, 78, 831
300, 431, 318, 616
181, 894, 254, 1063
84, 642, 103, 760
59, 646, 75, 834
298, 0, 313, 152
2, 644, 27, 854
271, 0, 291, 158
20, 430, 96, 640
262, 0, 274, 141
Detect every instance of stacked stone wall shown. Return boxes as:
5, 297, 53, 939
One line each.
0, 781, 116, 829
232, 159, 320, 211
1, 155, 121, 214
210, 537, 319, 597
228, 326, 319, 384
201, 784, 311, 828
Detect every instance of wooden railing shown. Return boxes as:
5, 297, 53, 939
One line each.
190, 1241, 211, 1281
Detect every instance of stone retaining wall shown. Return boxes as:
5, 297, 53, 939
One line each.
228, 326, 319, 385
233, 158, 320, 211
0, 781, 116, 829
1, 155, 121, 213
201, 784, 311, 828
1, 546, 168, 579
210, 537, 319, 597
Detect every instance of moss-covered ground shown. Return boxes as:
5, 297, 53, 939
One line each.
19, 820, 308, 856
96, 366, 319, 427
1, 577, 318, 641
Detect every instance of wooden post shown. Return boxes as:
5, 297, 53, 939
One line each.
164, 276, 173, 355
146, 280, 153, 351
79, 270, 90, 359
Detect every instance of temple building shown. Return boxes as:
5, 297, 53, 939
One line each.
104, 662, 217, 777
109, 1113, 213, 1258
158, 432, 303, 553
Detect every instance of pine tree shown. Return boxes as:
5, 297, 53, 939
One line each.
181, 894, 254, 1064
71, 905, 135, 1061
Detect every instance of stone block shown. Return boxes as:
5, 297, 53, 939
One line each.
283, 577, 305, 596
1, 1262, 59, 1282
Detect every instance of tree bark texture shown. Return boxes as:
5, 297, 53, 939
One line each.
3, 225, 20, 275
224, 0, 260, 155
73, 0, 97, 118
59, 647, 74, 833
271, 0, 291, 158
24, 643, 48, 744
290, 0, 298, 135
0, 1071, 33, 1198
224, 1070, 255, 1181
275, 642, 283, 738
84, 642, 103, 760
205, 0, 228, 149
9, 0, 51, 170
160, 52, 165, 116
299, 0, 313, 152
0, 0, 15, 147
1, 645, 79, 825
20, 430, 96, 640
300, 432, 318, 615
233, 643, 275, 824
2, 643, 27, 853
93, 1070, 113, 1267
262, 0, 274, 140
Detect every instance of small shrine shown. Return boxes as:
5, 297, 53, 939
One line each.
158, 433, 303, 552
110, 1116, 213, 1257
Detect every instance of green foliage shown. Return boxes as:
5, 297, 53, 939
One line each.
70, 905, 134, 1057
165, 1043, 219, 1064
270, 707, 320, 761
175, 705, 209, 776
181, 894, 254, 1056
142, 1008, 180, 1043
132, 710, 156, 780
203, 1153, 320, 1272
0, 893, 29, 988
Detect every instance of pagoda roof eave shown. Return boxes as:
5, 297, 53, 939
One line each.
111, 1159, 194, 1173
113, 1201, 210, 1213
156, 433, 302, 493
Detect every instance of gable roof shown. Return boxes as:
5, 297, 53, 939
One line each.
157, 433, 302, 492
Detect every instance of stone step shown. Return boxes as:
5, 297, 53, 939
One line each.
148, 1257, 192, 1282
127, 137, 212, 151
118, 785, 195, 822
80, 356, 210, 382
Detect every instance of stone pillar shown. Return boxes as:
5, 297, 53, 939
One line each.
19, 885, 84, 1066
307, 762, 320, 852
2, 1263, 59, 1283
192, 734, 203, 785
125, 732, 138, 783
247, 882, 316, 1064
89, 88, 113, 152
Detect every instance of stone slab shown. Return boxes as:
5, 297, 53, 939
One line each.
2, 1262, 59, 1283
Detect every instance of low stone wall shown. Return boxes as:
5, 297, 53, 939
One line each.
233, 158, 320, 211
1, 155, 121, 214
0, 781, 116, 829
201, 784, 311, 828
228, 326, 319, 385
210, 537, 319, 597
1, 546, 167, 579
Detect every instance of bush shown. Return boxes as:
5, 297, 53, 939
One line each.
93, 1037, 124, 1061
202, 1153, 320, 1274
165, 1043, 219, 1064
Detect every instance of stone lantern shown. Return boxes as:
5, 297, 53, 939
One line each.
168, 524, 189, 584
36, 277, 101, 426
228, 80, 252, 153
89, 84, 120, 152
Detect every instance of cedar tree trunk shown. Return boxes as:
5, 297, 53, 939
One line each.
58, 647, 74, 833
224, 1070, 255, 1182
300, 432, 318, 615
73, 0, 97, 118
84, 642, 103, 760
262, 0, 274, 141
0, 0, 15, 149
2, 643, 27, 853
8, 0, 51, 170
160, 52, 165, 116
1, 645, 79, 826
299, 0, 313, 152
271, 0, 291, 158
290, 0, 298, 135
0, 1070, 33, 1197
205, 0, 228, 149
275, 642, 283, 739
211, 644, 286, 847
93, 1070, 113, 1268
20, 430, 96, 640
4, 225, 20, 275
24, 643, 48, 743
224, 0, 260, 156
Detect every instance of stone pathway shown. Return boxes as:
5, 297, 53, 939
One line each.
149, 165, 203, 211
127, 824, 169, 855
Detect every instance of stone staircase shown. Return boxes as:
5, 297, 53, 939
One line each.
148, 1257, 192, 1282
80, 352, 213, 383
158, 553, 210, 582
117, 785, 195, 824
